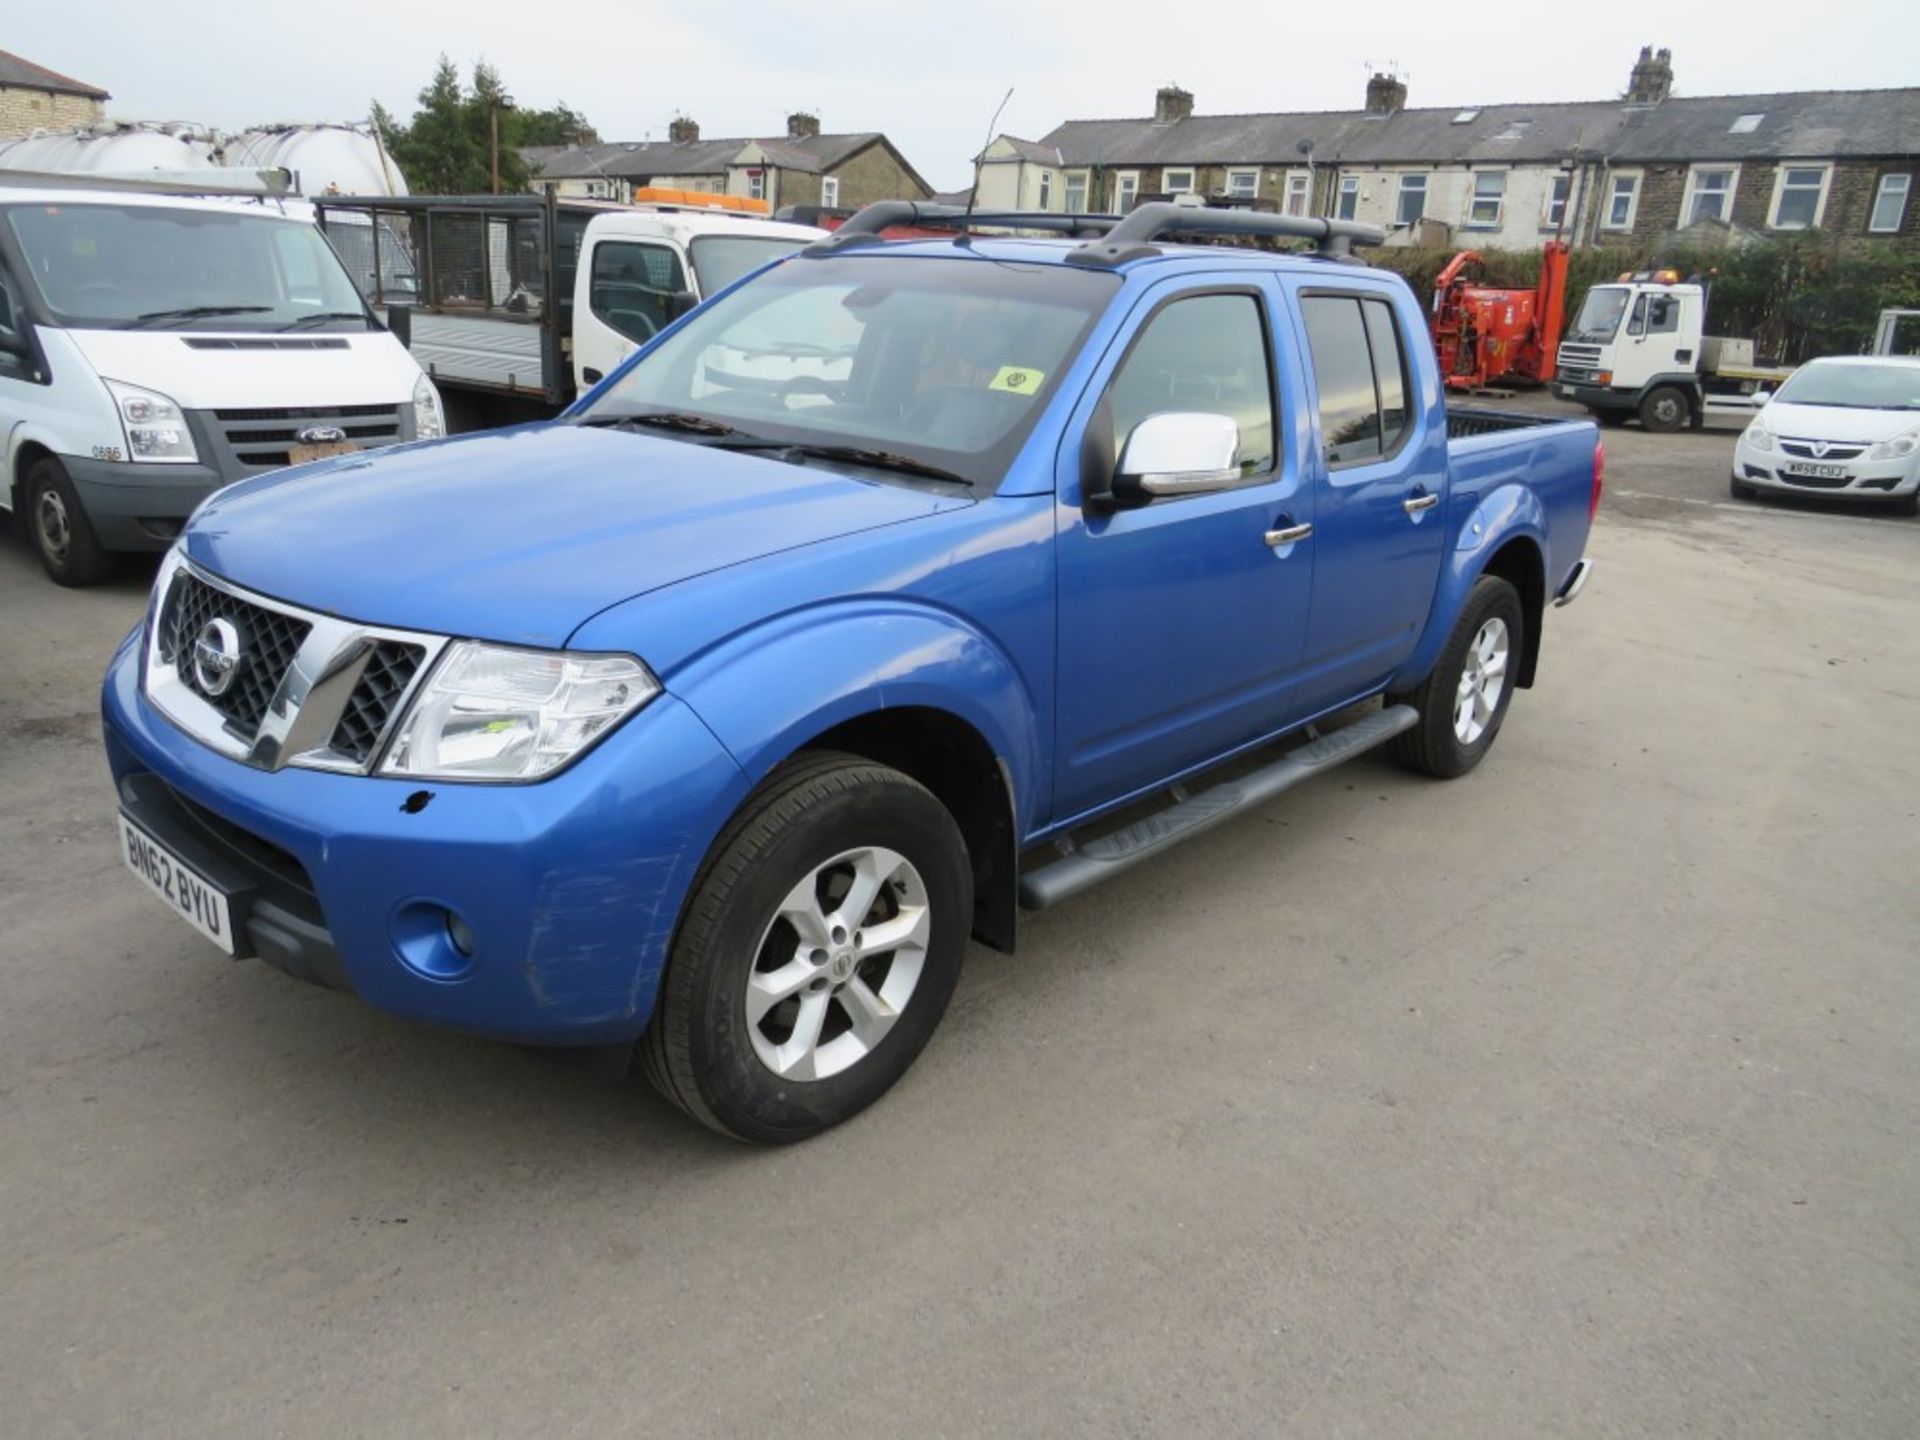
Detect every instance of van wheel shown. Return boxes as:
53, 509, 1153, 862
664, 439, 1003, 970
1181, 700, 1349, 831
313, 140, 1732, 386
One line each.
1729, 475, 1758, 501
639, 751, 972, 1143
1638, 386, 1688, 434
1390, 575, 1524, 779
25, 457, 113, 587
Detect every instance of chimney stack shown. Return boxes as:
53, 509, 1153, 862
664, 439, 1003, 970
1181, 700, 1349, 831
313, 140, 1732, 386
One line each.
668, 115, 699, 144
787, 112, 821, 139
1365, 72, 1408, 115
1626, 46, 1674, 104
1153, 86, 1194, 124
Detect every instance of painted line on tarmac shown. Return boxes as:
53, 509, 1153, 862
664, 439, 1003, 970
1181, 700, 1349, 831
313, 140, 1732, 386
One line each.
1610, 488, 1909, 529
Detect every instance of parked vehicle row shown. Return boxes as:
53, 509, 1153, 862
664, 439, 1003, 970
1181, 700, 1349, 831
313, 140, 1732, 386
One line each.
101, 201, 1599, 1142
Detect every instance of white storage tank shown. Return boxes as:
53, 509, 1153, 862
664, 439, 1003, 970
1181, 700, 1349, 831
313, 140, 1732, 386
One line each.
227, 124, 407, 197
0, 122, 219, 175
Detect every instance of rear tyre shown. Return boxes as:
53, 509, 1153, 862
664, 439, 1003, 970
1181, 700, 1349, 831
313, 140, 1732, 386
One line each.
25, 457, 114, 587
639, 751, 972, 1144
1729, 475, 1758, 501
1638, 385, 1689, 434
1390, 575, 1524, 780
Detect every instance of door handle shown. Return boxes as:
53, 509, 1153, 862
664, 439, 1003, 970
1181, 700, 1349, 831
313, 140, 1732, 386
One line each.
1265, 522, 1313, 547
582, 367, 604, 384
1403, 493, 1440, 515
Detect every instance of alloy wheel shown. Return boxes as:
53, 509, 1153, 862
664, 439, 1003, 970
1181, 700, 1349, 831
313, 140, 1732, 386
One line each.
1453, 616, 1510, 745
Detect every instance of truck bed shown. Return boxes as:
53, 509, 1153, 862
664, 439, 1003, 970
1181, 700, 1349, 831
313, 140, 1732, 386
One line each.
1444, 404, 1599, 600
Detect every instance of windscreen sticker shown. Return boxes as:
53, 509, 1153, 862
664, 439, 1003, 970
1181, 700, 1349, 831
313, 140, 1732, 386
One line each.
989, 365, 1045, 395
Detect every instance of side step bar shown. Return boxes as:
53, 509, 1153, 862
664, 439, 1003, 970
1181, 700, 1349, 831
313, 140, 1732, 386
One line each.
1018, 704, 1419, 911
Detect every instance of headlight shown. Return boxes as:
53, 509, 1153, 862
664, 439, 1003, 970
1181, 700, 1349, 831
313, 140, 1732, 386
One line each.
412, 373, 446, 440
1868, 425, 1920, 461
1744, 421, 1774, 452
105, 379, 198, 464
380, 642, 659, 781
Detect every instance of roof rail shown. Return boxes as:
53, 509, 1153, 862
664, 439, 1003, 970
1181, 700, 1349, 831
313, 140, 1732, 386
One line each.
0, 166, 296, 198
802, 201, 1119, 254
1064, 202, 1388, 267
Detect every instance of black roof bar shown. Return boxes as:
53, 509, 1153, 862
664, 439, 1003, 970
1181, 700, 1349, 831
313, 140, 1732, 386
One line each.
1065, 202, 1388, 267
802, 201, 1120, 254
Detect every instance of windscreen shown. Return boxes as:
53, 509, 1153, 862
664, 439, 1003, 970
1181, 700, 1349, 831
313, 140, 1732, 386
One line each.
689, 235, 812, 294
2, 202, 372, 331
581, 252, 1118, 487
1568, 286, 1631, 344
1773, 362, 1920, 410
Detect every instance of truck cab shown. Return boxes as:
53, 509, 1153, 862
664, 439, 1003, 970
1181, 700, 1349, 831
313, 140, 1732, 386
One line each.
1554, 271, 1792, 431
316, 194, 823, 424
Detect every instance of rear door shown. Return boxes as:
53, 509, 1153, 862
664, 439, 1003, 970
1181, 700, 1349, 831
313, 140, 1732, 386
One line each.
1284, 282, 1449, 713
1051, 277, 1317, 822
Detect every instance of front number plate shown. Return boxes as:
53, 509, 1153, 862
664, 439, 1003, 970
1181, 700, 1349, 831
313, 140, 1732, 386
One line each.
1783, 463, 1847, 479
289, 440, 359, 465
118, 813, 237, 955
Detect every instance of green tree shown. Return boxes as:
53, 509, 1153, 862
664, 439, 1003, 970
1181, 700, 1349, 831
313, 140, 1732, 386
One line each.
374, 56, 593, 193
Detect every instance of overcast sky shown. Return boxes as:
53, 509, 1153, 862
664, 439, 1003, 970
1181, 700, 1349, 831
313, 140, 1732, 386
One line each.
12, 1, 1914, 190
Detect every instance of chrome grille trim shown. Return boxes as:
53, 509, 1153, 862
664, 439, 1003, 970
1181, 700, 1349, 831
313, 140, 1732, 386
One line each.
142, 549, 447, 775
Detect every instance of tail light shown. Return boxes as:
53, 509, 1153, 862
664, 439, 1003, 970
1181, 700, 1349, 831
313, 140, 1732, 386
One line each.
1591, 439, 1606, 520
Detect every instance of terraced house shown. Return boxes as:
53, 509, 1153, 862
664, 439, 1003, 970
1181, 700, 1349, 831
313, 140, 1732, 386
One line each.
991, 47, 1918, 250
525, 113, 930, 212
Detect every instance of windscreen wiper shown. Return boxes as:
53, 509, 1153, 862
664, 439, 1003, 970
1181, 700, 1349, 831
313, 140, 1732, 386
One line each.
125, 305, 272, 329
769, 443, 973, 487
575, 410, 744, 436
277, 310, 372, 332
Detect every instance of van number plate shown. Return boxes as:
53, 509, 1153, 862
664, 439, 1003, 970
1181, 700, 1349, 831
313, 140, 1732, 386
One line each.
1783, 463, 1846, 480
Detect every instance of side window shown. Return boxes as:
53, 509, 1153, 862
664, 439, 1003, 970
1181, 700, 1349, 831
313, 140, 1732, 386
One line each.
0, 261, 31, 372
1645, 295, 1680, 334
1108, 293, 1275, 479
589, 241, 687, 343
1626, 295, 1649, 337
1300, 293, 1414, 467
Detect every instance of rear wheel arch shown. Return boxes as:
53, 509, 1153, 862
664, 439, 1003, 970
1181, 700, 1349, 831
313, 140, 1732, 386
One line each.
1478, 536, 1545, 688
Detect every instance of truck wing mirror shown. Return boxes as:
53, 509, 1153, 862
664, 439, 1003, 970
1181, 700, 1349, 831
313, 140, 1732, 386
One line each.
385, 304, 413, 348
665, 289, 698, 322
1106, 412, 1242, 502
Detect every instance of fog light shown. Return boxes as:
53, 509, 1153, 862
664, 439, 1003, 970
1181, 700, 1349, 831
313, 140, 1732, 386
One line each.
393, 900, 478, 980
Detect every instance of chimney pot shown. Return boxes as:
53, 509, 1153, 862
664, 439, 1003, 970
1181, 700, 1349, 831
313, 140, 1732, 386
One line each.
1153, 86, 1194, 124
668, 115, 699, 144
1626, 44, 1674, 104
787, 111, 821, 139
1365, 72, 1408, 115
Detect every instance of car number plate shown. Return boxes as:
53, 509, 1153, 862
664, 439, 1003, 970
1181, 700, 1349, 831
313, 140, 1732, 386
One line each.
1783, 463, 1847, 479
289, 440, 359, 465
118, 813, 237, 955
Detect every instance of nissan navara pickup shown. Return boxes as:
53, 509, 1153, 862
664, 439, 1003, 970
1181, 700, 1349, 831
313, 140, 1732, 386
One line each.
102, 202, 1600, 1143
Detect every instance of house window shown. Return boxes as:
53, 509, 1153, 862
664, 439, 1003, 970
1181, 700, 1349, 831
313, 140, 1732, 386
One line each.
1684, 167, 1737, 226
1870, 173, 1912, 233
1038, 171, 1052, 209
820, 176, 840, 209
1604, 172, 1640, 230
1467, 171, 1506, 227
1542, 174, 1571, 231
1162, 168, 1195, 195
1336, 175, 1360, 220
747, 169, 766, 202
1284, 172, 1310, 216
1114, 171, 1139, 212
1769, 165, 1828, 229
1064, 171, 1088, 212
1395, 174, 1427, 226
1227, 169, 1260, 199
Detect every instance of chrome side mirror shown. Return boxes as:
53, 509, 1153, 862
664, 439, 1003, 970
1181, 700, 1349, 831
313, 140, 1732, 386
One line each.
1112, 411, 1241, 499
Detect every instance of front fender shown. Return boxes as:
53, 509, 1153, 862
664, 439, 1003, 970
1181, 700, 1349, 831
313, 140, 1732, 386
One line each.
668, 600, 1046, 837
1390, 483, 1546, 693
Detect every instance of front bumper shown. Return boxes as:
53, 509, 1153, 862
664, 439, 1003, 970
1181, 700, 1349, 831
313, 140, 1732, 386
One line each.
102, 629, 750, 1046
62, 454, 227, 551
1732, 449, 1920, 500
1552, 379, 1637, 412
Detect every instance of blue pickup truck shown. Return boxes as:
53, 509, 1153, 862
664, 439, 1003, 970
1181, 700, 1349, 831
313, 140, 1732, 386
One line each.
102, 202, 1599, 1142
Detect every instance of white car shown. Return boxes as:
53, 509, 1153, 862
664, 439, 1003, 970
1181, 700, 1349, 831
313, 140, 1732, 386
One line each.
1731, 355, 1920, 515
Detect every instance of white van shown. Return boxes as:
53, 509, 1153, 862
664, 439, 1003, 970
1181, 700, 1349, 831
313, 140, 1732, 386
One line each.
0, 181, 442, 585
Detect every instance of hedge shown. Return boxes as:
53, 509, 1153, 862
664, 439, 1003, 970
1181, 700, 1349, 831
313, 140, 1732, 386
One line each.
1365, 235, 1920, 365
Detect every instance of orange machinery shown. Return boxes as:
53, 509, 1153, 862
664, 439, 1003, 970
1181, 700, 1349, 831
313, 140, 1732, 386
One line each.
1431, 241, 1570, 390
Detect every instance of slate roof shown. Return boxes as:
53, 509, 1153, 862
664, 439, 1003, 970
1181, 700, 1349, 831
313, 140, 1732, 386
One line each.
982, 135, 1063, 166
0, 48, 110, 100
532, 131, 885, 180
1040, 87, 1920, 169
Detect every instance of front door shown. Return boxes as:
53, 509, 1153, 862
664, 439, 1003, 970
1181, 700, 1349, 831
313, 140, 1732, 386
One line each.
1287, 284, 1449, 713
574, 236, 691, 390
1052, 282, 1316, 822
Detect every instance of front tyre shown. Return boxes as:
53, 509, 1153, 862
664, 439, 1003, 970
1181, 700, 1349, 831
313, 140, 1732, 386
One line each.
1638, 385, 1689, 434
1390, 575, 1524, 779
639, 752, 972, 1143
25, 457, 113, 587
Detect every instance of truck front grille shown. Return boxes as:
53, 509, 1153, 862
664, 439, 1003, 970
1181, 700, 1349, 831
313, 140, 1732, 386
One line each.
160, 571, 312, 739
214, 403, 405, 471
326, 641, 426, 765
